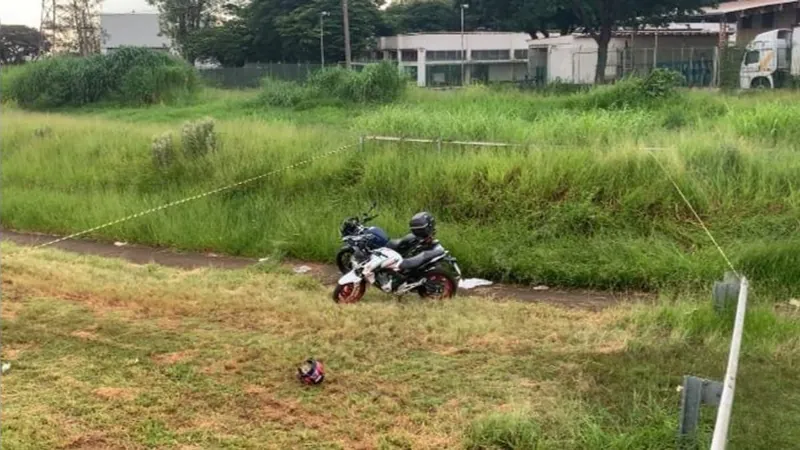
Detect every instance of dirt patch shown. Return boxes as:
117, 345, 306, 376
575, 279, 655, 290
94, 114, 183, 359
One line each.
152, 350, 197, 366
2, 343, 36, 360
61, 432, 111, 450
93, 387, 138, 402
70, 330, 99, 341
2, 229, 647, 311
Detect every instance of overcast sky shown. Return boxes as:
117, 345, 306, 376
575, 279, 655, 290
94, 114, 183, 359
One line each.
1, 0, 154, 28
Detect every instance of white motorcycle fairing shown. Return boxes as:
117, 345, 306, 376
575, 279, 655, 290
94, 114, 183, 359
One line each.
336, 247, 404, 286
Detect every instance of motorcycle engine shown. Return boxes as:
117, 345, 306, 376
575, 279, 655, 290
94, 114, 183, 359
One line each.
375, 272, 401, 293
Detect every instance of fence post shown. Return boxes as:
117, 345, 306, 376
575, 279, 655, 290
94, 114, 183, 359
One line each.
710, 277, 749, 450
359, 136, 365, 152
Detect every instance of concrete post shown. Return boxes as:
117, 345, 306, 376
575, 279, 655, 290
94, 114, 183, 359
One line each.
417, 49, 426, 87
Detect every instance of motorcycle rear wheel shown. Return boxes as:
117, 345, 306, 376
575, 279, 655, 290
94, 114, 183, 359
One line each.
333, 281, 367, 304
418, 271, 458, 300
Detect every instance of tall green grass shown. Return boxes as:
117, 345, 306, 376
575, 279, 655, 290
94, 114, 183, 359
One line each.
4, 48, 199, 108
2, 91, 798, 294
259, 61, 407, 108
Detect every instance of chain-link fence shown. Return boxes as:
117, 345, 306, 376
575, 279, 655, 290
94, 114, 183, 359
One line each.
529, 46, 720, 88
198, 63, 326, 89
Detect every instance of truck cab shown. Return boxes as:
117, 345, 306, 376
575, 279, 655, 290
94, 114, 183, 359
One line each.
740, 28, 799, 89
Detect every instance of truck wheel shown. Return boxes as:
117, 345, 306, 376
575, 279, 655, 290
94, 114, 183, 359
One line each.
751, 78, 771, 89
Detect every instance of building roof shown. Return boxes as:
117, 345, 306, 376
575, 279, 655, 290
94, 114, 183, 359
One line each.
701, 0, 800, 17
528, 23, 728, 44
100, 13, 171, 49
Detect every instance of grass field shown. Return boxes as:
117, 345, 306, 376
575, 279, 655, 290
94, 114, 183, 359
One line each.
2, 86, 799, 294
2, 243, 800, 449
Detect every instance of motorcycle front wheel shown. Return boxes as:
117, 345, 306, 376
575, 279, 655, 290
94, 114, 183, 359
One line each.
418, 271, 458, 300
333, 281, 367, 304
335, 247, 356, 274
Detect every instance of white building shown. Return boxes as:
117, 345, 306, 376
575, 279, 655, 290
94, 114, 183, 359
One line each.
528, 24, 728, 85
100, 13, 172, 54
374, 32, 531, 87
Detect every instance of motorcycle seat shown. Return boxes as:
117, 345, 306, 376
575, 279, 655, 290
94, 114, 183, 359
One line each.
399, 246, 445, 271
386, 234, 417, 253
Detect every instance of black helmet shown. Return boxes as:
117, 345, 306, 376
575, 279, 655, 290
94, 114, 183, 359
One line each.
409, 211, 436, 239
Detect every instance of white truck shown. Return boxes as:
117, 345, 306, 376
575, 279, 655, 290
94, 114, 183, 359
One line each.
739, 27, 800, 89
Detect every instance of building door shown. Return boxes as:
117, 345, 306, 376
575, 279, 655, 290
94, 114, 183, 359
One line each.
529, 47, 548, 85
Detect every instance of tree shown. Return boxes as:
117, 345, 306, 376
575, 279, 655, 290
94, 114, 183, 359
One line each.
0, 25, 47, 64
146, 0, 223, 60
245, 0, 383, 63
458, 0, 576, 38
566, 0, 718, 83
186, 19, 250, 66
383, 0, 460, 34
57, 0, 103, 56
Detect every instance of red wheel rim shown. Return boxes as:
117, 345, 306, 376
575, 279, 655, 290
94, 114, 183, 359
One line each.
337, 283, 363, 304
425, 274, 454, 299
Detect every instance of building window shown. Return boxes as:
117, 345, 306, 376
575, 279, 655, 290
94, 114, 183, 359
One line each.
744, 50, 760, 65
426, 64, 463, 86
761, 12, 775, 28
741, 16, 753, 29
513, 49, 528, 60
401, 50, 418, 62
427, 50, 464, 61
471, 49, 510, 60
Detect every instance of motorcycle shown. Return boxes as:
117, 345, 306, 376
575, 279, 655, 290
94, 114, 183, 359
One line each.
332, 242, 462, 304
335, 203, 390, 274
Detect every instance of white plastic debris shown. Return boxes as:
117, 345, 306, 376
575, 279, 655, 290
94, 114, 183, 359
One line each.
2, 363, 11, 374
459, 278, 493, 290
789, 299, 800, 308
113, 241, 127, 247
258, 257, 271, 263
533, 285, 550, 291
293, 265, 312, 274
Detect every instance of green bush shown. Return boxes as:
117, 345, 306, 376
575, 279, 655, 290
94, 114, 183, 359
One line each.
5, 47, 199, 109
259, 61, 407, 108
570, 69, 686, 110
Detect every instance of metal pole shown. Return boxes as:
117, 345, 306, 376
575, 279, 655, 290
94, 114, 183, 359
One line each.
320, 11, 328, 66
710, 277, 749, 450
461, 4, 468, 86
342, 0, 352, 69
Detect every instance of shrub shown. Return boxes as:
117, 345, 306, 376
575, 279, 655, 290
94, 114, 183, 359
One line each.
151, 132, 176, 170
258, 77, 312, 108
259, 61, 406, 108
569, 69, 685, 110
5, 47, 199, 109
181, 118, 217, 158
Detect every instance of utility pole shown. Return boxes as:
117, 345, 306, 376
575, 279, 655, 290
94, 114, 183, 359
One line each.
320, 11, 329, 66
40, 0, 58, 55
342, 0, 352, 69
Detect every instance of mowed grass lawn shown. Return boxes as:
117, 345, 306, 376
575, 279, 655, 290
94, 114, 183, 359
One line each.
2, 243, 800, 449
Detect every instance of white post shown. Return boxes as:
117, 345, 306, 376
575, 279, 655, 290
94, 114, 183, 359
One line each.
654, 30, 659, 70
319, 11, 329, 66
461, 4, 469, 86
417, 48, 426, 87
710, 277, 749, 450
